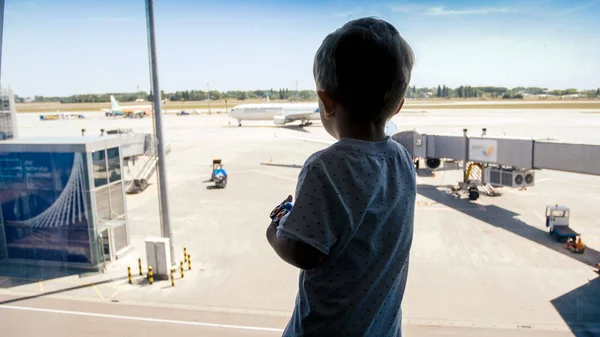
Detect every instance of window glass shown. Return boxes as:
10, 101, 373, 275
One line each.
109, 183, 124, 219
95, 186, 110, 220
107, 147, 121, 183
92, 150, 107, 187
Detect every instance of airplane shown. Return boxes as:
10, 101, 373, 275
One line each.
227, 102, 399, 136
227, 102, 320, 127
102, 95, 152, 118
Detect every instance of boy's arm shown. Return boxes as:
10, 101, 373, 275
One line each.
266, 222, 325, 270
266, 165, 339, 269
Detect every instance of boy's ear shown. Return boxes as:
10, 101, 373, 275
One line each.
317, 90, 336, 119
391, 98, 405, 117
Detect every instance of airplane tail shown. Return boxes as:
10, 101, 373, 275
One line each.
110, 95, 120, 109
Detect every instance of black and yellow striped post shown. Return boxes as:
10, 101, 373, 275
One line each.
171, 268, 175, 287
148, 266, 154, 285
127, 266, 132, 284
138, 258, 143, 276
183, 247, 188, 262
187, 254, 191, 270
180, 261, 184, 278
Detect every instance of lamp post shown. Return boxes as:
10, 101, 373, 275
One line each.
145, 0, 174, 265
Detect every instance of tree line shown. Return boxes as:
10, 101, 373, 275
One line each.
15, 86, 600, 103
15, 88, 318, 104
407, 86, 600, 99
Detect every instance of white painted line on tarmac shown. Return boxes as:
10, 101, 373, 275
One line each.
236, 169, 297, 182
275, 134, 334, 145
0, 305, 285, 333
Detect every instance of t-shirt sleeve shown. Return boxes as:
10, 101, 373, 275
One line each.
276, 164, 339, 255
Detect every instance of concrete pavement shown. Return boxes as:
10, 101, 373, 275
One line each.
2, 109, 600, 336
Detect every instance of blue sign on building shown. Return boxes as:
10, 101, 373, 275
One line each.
0, 137, 130, 269
0, 152, 92, 263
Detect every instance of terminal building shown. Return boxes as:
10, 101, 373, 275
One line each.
0, 136, 132, 270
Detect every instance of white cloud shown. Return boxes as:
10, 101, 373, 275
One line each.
392, 4, 516, 16
557, 0, 599, 14
426, 6, 515, 16
391, 4, 423, 14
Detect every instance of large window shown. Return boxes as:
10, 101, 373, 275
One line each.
92, 150, 107, 187
107, 147, 121, 183
94, 148, 124, 221
95, 186, 110, 220
109, 183, 125, 219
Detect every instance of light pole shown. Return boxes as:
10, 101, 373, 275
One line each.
145, 0, 174, 265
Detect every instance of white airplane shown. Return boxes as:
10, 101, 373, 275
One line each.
227, 103, 320, 127
226, 102, 399, 136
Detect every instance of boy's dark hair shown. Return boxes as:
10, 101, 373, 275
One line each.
314, 17, 414, 125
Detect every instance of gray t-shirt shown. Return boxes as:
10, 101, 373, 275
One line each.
277, 137, 416, 337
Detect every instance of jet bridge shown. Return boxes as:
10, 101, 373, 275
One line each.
393, 130, 600, 176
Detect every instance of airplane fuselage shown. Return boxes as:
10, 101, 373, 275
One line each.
228, 103, 320, 126
113, 105, 151, 114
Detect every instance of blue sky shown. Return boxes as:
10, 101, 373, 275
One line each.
2, 0, 599, 97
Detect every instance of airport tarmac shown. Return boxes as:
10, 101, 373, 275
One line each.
2, 109, 600, 336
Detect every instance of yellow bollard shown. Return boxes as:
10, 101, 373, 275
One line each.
171, 268, 175, 287
184, 247, 188, 263
148, 266, 154, 285
180, 261, 184, 278
138, 258, 143, 276
188, 254, 191, 270
127, 266, 132, 284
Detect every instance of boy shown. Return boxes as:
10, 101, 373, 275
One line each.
266, 17, 416, 337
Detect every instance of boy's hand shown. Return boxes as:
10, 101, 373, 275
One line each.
266, 194, 326, 270
269, 195, 294, 224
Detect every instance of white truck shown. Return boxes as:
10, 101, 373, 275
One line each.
545, 205, 578, 242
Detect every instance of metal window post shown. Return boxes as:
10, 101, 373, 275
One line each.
0, 0, 5, 86
145, 0, 175, 265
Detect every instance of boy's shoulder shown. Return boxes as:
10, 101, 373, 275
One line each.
301, 138, 409, 173
305, 138, 407, 162
301, 141, 348, 169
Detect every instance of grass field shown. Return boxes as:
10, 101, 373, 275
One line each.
16, 99, 600, 113
15, 99, 266, 113
402, 102, 600, 109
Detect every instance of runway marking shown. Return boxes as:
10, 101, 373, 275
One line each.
0, 305, 285, 333
0, 305, 578, 333
92, 285, 105, 300
39, 282, 44, 293
110, 289, 120, 298
235, 169, 296, 182
274, 134, 334, 145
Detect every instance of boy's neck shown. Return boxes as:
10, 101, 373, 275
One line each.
337, 122, 387, 142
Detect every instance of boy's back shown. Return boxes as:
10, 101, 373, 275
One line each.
277, 137, 416, 336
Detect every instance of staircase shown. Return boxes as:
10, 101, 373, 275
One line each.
126, 141, 158, 194
468, 164, 501, 197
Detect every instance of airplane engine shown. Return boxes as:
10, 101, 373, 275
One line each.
425, 158, 442, 170
273, 116, 287, 125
